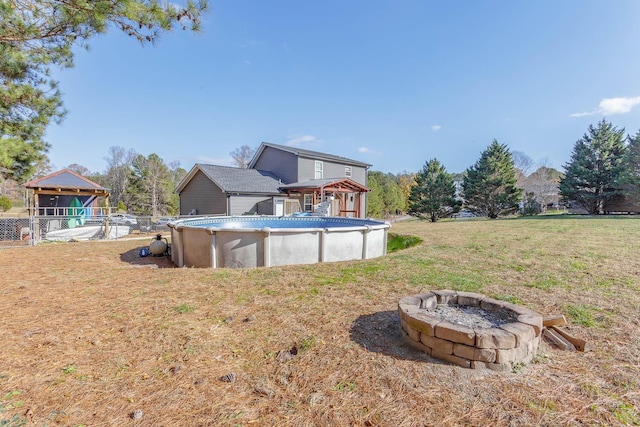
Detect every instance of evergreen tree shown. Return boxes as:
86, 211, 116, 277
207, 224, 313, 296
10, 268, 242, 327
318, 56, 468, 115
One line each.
0, 0, 208, 182
127, 153, 175, 216
366, 171, 385, 218
396, 171, 416, 212
559, 119, 626, 214
166, 163, 186, 215
462, 140, 522, 218
621, 130, 640, 201
408, 159, 460, 222
366, 171, 405, 218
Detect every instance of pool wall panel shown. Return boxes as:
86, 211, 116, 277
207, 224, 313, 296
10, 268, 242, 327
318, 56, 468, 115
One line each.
324, 230, 365, 263
217, 231, 264, 268
268, 230, 321, 266
182, 228, 213, 268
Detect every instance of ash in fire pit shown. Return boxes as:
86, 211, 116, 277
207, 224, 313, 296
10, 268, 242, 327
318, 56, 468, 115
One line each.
431, 305, 517, 329
399, 290, 542, 372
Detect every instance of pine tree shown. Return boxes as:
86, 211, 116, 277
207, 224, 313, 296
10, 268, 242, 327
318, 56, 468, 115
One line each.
0, 0, 208, 182
559, 119, 626, 214
127, 153, 174, 216
366, 171, 405, 218
462, 140, 522, 218
408, 159, 460, 222
619, 130, 640, 209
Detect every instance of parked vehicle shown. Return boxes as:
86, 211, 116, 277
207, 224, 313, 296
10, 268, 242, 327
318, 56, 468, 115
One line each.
153, 216, 174, 230
154, 217, 174, 226
452, 210, 477, 219
109, 213, 138, 226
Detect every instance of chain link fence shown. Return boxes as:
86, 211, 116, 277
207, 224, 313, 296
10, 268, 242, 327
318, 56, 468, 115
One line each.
0, 215, 173, 247
0, 217, 33, 247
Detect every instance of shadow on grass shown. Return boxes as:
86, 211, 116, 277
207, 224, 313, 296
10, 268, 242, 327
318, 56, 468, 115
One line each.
349, 310, 432, 362
119, 246, 176, 269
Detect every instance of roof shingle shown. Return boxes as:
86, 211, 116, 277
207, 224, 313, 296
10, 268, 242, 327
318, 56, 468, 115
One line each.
197, 164, 283, 193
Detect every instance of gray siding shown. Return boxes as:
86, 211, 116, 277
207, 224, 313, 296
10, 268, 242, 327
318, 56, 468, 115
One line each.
229, 195, 274, 215
180, 170, 227, 215
350, 166, 367, 186
298, 157, 367, 186
252, 147, 297, 184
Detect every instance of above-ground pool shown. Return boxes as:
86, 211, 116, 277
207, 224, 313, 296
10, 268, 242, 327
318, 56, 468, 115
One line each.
168, 216, 390, 268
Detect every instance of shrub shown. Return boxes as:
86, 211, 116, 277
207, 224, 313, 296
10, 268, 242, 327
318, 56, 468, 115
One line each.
0, 195, 12, 212
387, 233, 422, 253
521, 192, 541, 216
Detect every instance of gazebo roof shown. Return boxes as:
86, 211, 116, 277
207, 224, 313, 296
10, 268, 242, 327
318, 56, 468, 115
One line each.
24, 169, 109, 195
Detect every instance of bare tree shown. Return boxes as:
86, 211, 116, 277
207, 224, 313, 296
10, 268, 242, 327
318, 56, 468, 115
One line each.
511, 150, 534, 188
526, 158, 562, 211
104, 146, 137, 207
66, 163, 91, 176
230, 145, 256, 168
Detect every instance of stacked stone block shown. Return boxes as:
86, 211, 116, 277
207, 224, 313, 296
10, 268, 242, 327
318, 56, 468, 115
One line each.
399, 290, 542, 372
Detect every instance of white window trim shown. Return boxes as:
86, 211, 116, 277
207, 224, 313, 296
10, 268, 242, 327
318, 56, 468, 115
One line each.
303, 194, 313, 211
315, 161, 323, 179
345, 166, 352, 177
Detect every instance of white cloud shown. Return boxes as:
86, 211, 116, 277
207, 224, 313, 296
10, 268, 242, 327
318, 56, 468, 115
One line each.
569, 111, 593, 118
285, 135, 318, 147
599, 96, 640, 115
357, 146, 381, 155
432, 125, 442, 131
571, 96, 640, 117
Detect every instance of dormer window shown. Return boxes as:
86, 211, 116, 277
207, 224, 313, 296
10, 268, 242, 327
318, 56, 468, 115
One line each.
315, 161, 323, 179
345, 166, 352, 177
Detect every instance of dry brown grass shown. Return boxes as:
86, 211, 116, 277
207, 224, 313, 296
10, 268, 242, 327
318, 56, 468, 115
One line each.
1, 215, 639, 426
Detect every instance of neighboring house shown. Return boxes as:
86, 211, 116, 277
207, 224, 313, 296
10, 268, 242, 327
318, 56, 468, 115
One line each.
176, 142, 371, 217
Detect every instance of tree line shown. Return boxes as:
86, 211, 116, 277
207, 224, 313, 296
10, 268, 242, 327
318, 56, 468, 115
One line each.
373, 119, 640, 221
68, 147, 186, 217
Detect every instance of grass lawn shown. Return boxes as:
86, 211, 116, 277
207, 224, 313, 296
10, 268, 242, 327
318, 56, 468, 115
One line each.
0, 215, 639, 426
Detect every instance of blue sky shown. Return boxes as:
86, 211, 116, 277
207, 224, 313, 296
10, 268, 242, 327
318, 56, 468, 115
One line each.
47, 0, 640, 175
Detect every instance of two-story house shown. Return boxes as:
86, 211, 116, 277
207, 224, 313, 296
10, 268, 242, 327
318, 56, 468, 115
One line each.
176, 142, 371, 218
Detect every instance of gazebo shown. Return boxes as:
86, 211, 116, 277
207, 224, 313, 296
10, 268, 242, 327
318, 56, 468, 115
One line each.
25, 169, 110, 216
24, 169, 111, 238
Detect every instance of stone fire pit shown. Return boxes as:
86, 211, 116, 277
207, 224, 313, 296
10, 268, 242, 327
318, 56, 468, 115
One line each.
399, 290, 542, 372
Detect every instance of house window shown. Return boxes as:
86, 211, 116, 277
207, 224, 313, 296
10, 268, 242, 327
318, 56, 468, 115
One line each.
345, 166, 352, 177
303, 194, 313, 211
315, 161, 323, 179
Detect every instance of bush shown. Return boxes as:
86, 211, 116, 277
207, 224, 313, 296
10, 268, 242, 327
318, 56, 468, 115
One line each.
387, 233, 423, 253
521, 192, 541, 216
0, 195, 12, 212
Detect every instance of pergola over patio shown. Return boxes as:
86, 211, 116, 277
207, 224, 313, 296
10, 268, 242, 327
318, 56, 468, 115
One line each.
280, 178, 369, 218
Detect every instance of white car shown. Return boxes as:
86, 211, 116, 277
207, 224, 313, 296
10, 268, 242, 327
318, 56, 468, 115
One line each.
153, 217, 174, 229
109, 213, 138, 226
154, 217, 174, 226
